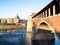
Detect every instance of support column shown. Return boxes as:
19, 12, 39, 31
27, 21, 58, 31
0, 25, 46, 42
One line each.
43, 12, 44, 18
53, 5, 56, 15
40, 13, 42, 18
45, 10, 47, 17
58, 1, 60, 15
40, 14, 41, 18
48, 8, 50, 16
40, 14, 42, 18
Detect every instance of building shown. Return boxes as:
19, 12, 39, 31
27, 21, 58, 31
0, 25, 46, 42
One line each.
7, 18, 14, 24
1, 18, 7, 24
14, 14, 20, 23
20, 19, 27, 23
7, 14, 20, 24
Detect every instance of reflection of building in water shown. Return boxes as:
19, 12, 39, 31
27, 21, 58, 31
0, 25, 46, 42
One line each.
0, 29, 17, 33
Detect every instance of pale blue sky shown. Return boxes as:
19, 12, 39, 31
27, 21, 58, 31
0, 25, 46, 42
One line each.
0, 0, 52, 19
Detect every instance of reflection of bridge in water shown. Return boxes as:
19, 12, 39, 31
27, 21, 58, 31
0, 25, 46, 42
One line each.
0, 30, 17, 33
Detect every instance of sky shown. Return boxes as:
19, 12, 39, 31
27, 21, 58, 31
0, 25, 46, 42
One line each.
0, 0, 52, 19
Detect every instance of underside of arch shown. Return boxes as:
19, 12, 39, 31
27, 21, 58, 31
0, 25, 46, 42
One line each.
39, 21, 55, 33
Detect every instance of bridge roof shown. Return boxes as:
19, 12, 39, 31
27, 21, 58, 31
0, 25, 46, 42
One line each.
32, 0, 59, 18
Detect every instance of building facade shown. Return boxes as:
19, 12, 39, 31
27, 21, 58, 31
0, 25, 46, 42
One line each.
7, 18, 14, 24
1, 19, 7, 24
7, 15, 20, 24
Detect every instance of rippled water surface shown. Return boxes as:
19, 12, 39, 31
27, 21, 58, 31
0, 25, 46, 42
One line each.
0, 28, 60, 45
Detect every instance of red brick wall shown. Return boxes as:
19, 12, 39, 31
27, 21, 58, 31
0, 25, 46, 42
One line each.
33, 15, 60, 33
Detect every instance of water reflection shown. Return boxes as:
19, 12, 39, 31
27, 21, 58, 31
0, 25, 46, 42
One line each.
55, 34, 60, 45
26, 32, 32, 45
0, 29, 60, 45
0, 29, 26, 45
31, 30, 55, 45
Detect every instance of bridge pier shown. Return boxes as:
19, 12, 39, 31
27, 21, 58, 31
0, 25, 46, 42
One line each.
27, 17, 33, 32
26, 14, 34, 45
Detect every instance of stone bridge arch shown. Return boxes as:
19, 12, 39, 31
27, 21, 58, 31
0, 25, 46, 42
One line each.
39, 21, 55, 33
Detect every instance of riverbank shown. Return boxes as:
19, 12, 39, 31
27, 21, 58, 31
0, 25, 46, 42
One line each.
0, 24, 26, 30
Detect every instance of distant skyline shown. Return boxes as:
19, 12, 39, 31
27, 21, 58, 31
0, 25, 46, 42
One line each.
0, 0, 52, 19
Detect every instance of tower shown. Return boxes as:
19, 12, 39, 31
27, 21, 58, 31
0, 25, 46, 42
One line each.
15, 14, 19, 19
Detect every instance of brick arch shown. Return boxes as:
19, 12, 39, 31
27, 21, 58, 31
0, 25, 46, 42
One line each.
39, 21, 55, 33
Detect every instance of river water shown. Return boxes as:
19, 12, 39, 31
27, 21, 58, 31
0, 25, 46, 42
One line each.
0, 28, 60, 45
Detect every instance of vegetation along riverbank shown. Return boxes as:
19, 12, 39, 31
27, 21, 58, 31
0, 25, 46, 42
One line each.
0, 23, 27, 30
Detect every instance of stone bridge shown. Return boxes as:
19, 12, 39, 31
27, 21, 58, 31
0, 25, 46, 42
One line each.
32, 0, 60, 39
33, 15, 60, 33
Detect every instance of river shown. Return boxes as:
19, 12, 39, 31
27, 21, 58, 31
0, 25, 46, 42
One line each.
0, 28, 60, 45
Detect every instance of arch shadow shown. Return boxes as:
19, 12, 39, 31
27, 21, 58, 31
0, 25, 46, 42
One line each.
39, 21, 55, 33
